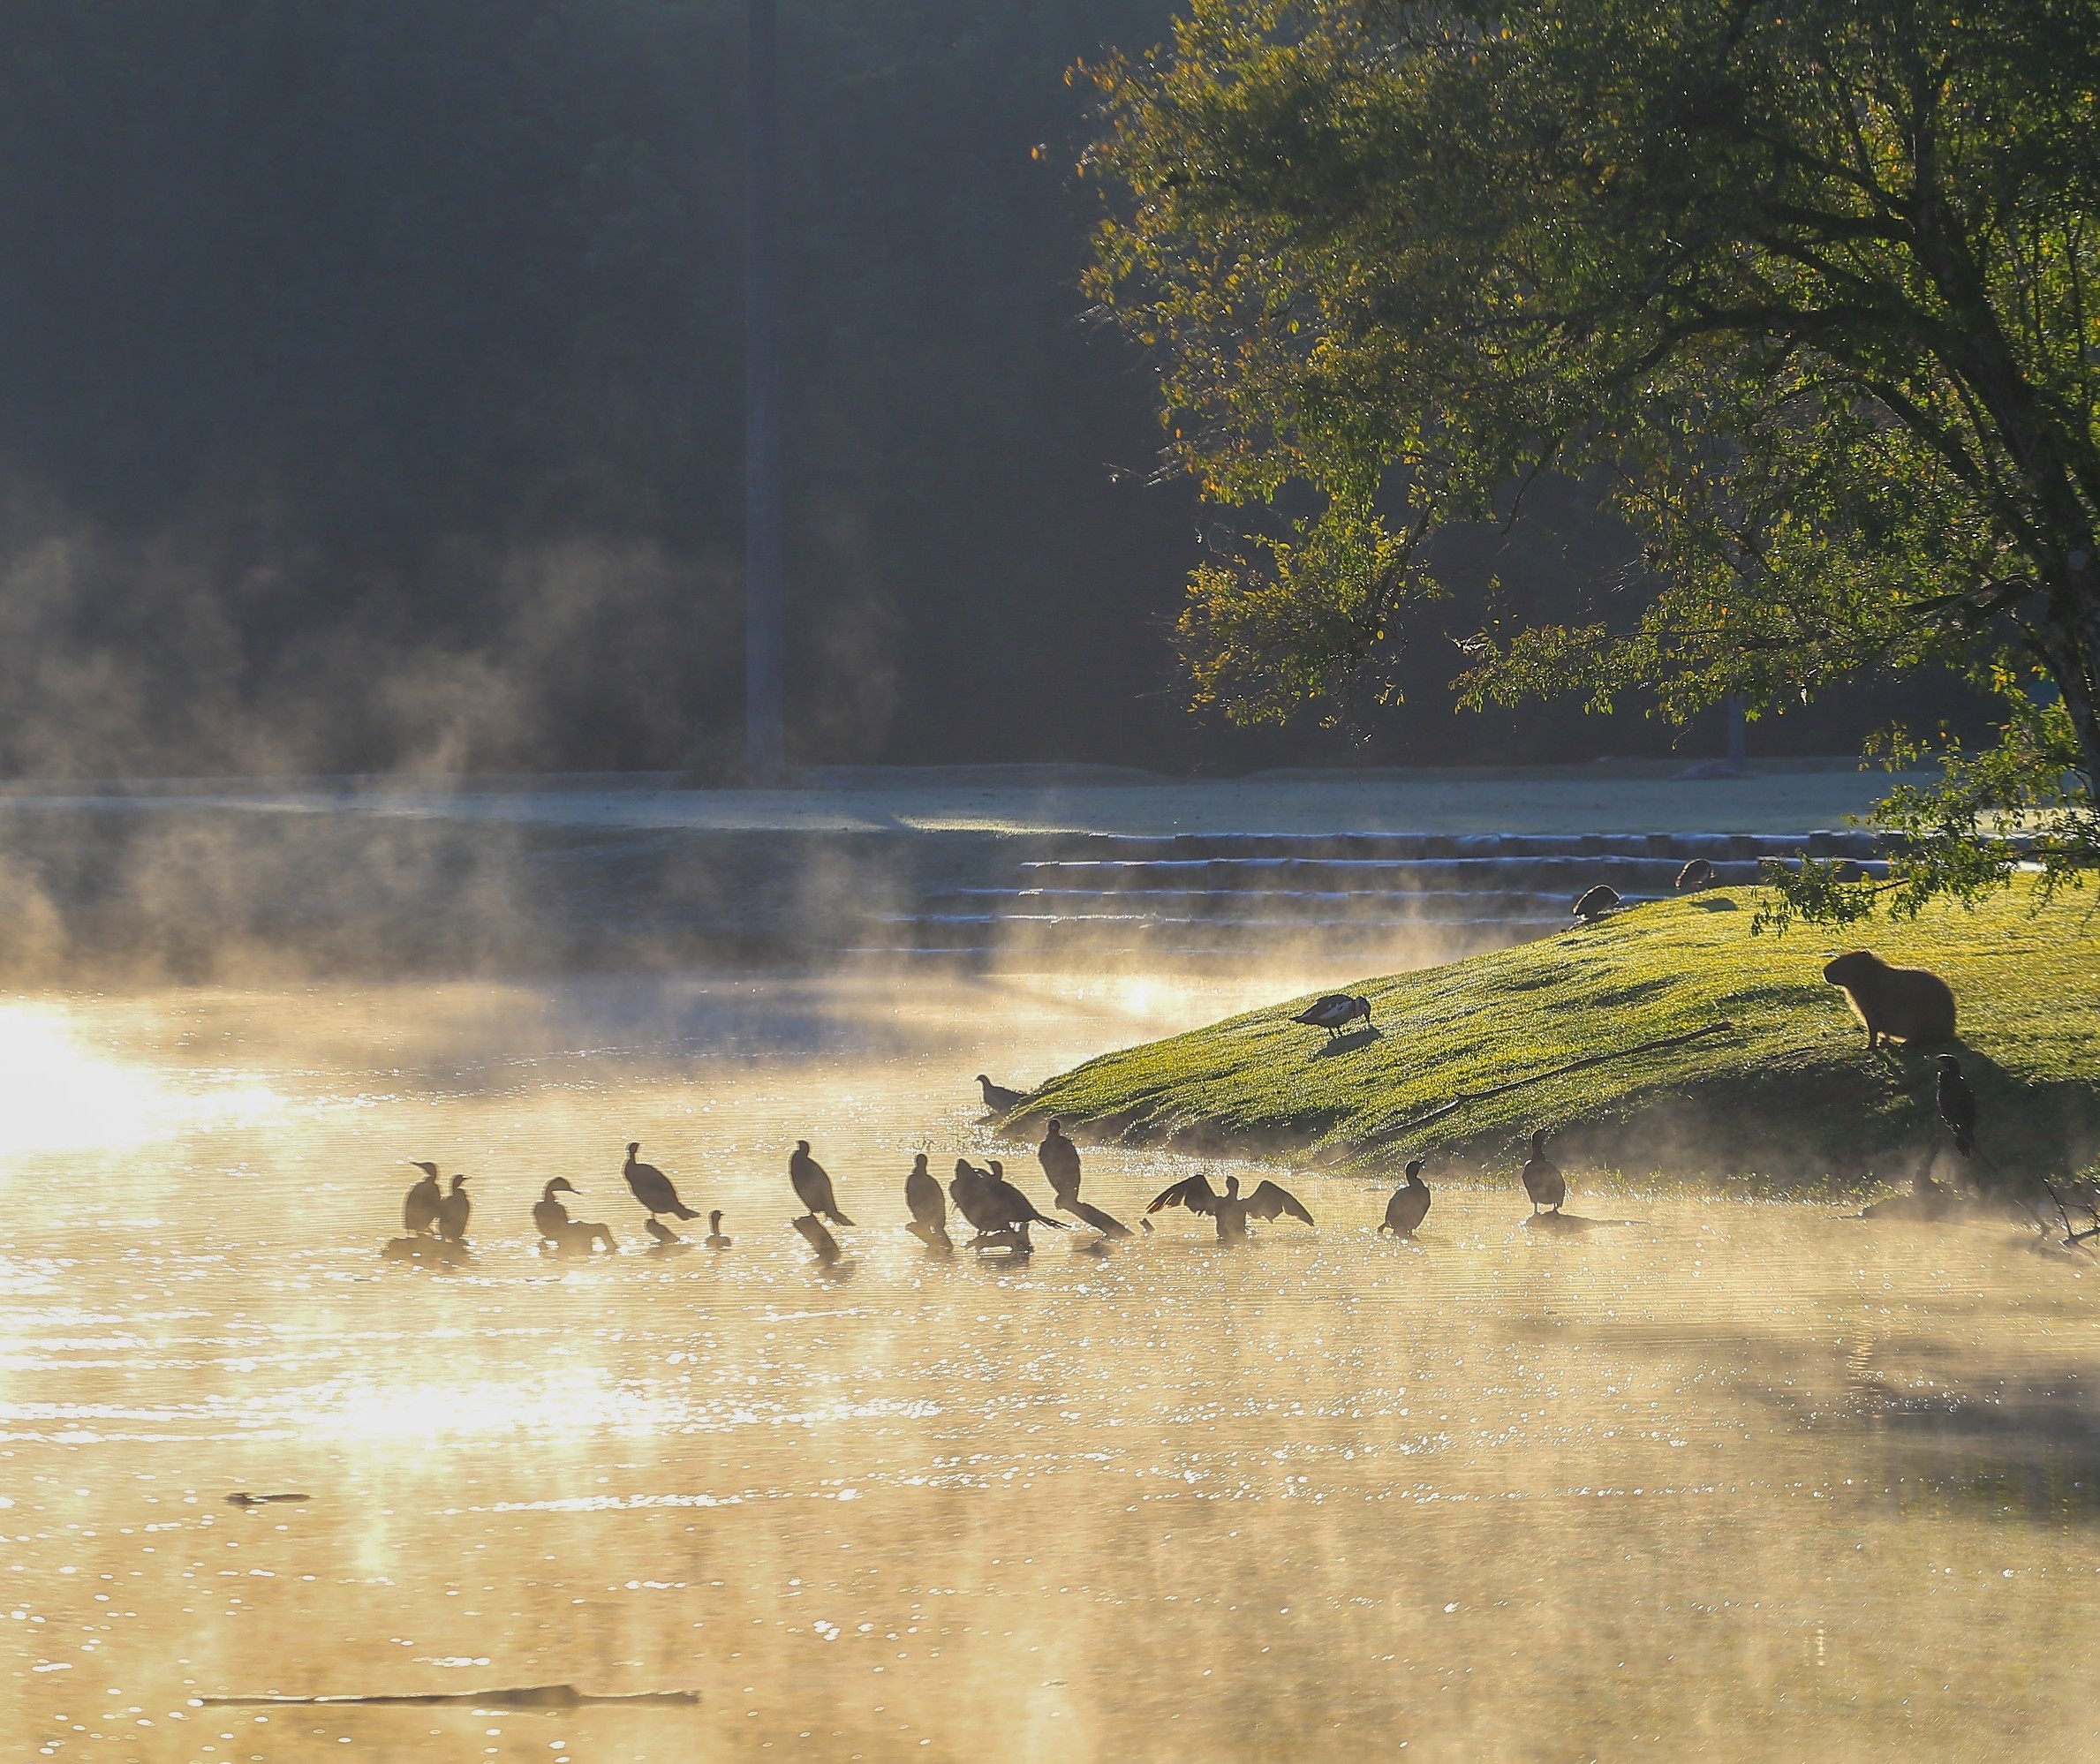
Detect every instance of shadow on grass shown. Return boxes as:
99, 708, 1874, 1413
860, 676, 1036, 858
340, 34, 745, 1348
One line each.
1309, 1025, 1381, 1059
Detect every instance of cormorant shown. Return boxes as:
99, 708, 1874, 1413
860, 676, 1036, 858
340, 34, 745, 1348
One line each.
1036, 1118, 1132, 1236
948, 1158, 1001, 1236
404, 1162, 444, 1235
790, 1141, 854, 1226
623, 1142, 699, 1220
1521, 1130, 1566, 1215
1674, 858, 1717, 891
904, 1153, 951, 1250
437, 1174, 472, 1244
1572, 885, 1620, 921
1935, 1053, 1976, 1157
983, 1159, 1066, 1240
706, 1210, 732, 1250
977, 1074, 1025, 1112
1292, 994, 1372, 1040
1381, 1160, 1431, 1237
1146, 1172, 1314, 1243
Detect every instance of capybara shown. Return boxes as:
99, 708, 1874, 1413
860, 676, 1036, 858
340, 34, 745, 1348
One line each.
1821, 950, 1957, 1049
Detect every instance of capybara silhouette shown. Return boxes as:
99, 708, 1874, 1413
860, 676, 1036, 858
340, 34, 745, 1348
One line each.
1821, 950, 1957, 1049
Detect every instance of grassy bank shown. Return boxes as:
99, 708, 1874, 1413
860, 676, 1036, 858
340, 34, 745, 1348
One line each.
1010, 879, 2100, 1185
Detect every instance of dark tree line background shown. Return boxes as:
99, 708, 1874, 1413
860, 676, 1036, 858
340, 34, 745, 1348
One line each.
0, 0, 1977, 777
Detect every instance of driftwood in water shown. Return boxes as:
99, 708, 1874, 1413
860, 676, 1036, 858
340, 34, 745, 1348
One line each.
199, 1684, 696, 1709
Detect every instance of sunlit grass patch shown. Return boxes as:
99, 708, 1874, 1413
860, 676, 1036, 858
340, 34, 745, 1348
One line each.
1015, 879, 2100, 1185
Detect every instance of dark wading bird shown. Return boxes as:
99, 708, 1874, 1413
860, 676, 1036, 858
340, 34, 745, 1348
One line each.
1936, 1053, 1977, 1157
1572, 885, 1621, 922
1039, 1118, 1132, 1238
1521, 1130, 1566, 1215
904, 1153, 952, 1250
706, 1210, 732, 1250
1381, 1160, 1431, 1238
533, 1178, 616, 1255
1674, 858, 1717, 892
790, 1141, 855, 1227
1292, 994, 1373, 1040
437, 1174, 472, 1244
985, 1158, 1066, 1245
403, 1162, 444, 1235
1146, 1172, 1314, 1243
623, 1143, 699, 1221
976, 1074, 1025, 1112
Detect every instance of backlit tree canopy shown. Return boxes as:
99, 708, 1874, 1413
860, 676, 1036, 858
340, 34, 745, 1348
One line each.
1083, 0, 2100, 908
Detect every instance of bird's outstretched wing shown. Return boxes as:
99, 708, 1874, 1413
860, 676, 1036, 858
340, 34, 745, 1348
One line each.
1246, 1180, 1314, 1225
1148, 1173, 1219, 1216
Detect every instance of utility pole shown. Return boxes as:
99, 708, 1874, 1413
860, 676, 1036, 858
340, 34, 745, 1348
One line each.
743, 0, 784, 786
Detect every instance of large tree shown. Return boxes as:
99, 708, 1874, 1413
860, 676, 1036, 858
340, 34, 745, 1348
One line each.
1084, 0, 2100, 912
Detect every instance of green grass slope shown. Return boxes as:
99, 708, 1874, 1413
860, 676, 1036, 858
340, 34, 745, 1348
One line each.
1013, 880, 2100, 1186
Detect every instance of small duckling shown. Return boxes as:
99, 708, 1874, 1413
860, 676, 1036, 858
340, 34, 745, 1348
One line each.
706, 1210, 732, 1250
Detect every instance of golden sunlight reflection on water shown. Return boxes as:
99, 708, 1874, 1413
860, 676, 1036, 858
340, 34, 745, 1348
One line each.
1, 968, 2098, 1761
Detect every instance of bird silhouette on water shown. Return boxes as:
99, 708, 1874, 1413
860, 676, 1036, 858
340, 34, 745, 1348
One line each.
904, 1152, 952, 1250
706, 1210, 732, 1250
403, 1162, 444, 1235
1292, 994, 1372, 1040
1572, 885, 1621, 921
1381, 1160, 1431, 1238
1521, 1130, 1566, 1215
1038, 1118, 1131, 1238
1935, 1054, 1976, 1157
976, 1074, 1025, 1112
437, 1174, 472, 1244
1147, 1172, 1313, 1243
533, 1178, 616, 1255
790, 1141, 855, 1227
623, 1142, 699, 1221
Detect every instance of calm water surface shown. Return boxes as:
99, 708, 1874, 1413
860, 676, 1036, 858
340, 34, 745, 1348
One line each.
2, 967, 2097, 1761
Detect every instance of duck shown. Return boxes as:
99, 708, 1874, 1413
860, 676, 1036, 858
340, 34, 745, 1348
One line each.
789, 1141, 855, 1226
436, 1174, 472, 1244
976, 1074, 1025, 1112
532, 1178, 616, 1255
904, 1153, 952, 1250
403, 1162, 444, 1235
1146, 1172, 1314, 1243
1291, 994, 1372, 1040
1935, 1053, 1976, 1157
1572, 885, 1620, 921
623, 1142, 699, 1220
1521, 1130, 1566, 1215
706, 1210, 732, 1250
1381, 1160, 1431, 1237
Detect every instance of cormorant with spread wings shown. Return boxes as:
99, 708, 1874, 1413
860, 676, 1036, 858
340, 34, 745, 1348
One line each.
1146, 1172, 1314, 1242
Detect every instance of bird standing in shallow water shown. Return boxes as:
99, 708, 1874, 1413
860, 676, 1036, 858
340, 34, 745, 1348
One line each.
904, 1153, 951, 1249
623, 1142, 699, 1220
533, 1178, 615, 1255
1381, 1160, 1431, 1237
790, 1142, 855, 1227
706, 1210, 732, 1250
1038, 1118, 1131, 1237
437, 1174, 472, 1244
1292, 994, 1372, 1040
1935, 1053, 1976, 1157
403, 1162, 443, 1235
1521, 1130, 1565, 1215
1147, 1172, 1313, 1243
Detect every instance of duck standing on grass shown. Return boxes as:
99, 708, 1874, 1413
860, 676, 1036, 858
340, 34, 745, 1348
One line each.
623, 1142, 699, 1221
1521, 1130, 1566, 1216
1291, 994, 1372, 1041
790, 1141, 855, 1227
1381, 1161, 1431, 1238
976, 1074, 1025, 1112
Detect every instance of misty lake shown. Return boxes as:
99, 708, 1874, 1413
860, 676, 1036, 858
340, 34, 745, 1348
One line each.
2, 963, 2097, 1761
